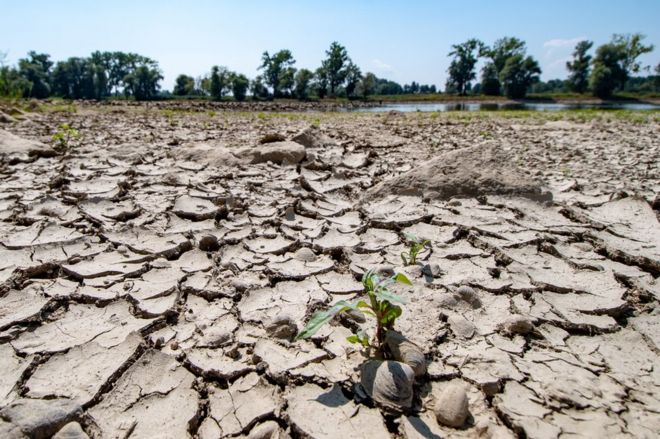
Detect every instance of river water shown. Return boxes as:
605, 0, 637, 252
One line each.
353, 101, 659, 112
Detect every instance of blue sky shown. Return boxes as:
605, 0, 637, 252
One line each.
2, 0, 659, 90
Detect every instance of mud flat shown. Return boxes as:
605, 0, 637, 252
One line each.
0, 102, 658, 438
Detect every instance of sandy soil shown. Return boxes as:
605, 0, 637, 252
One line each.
0, 101, 658, 438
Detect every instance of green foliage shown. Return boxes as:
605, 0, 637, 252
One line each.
358, 72, 377, 99
344, 62, 362, 98
480, 62, 501, 95
312, 66, 328, 99
173, 74, 196, 96
566, 41, 593, 93
446, 39, 484, 95
500, 54, 541, 99
589, 43, 627, 99
51, 123, 79, 153
400, 233, 431, 266
259, 50, 296, 98
612, 33, 655, 78
231, 73, 249, 101
485, 37, 526, 73
297, 269, 412, 351
18, 51, 53, 98
294, 68, 313, 100
250, 76, 270, 100
322, 42, 349, 96
123, 63, 163, 101
210, 66, 231, 100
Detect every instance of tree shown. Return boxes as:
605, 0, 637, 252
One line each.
446, 39, 484, 95
210, 66, 230, 100
566, 40, 593, 93
250, 75, 269, 100
18, 51, 53, 98
479, 37, 527, 96
357, 72, 377, 99
480, 62, 500, 95
173, 74, 195, 96
231, 73, 249, 101
655, 63, 660, 91
589, 43, 627, 99
322, 42, 349, 96
611, 33, 654, 89
123, 63, 163, 101
486, 37, 526, 73
294, 68, 313, 100
312, 66, 328, 99
499, 54, 541, 98
258, 50, 295, 98
344, 62, 362, 98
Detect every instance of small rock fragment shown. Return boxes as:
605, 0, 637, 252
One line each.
265, 315, 298, 340
433, 383, 470, 428
198, 235, 220, 252
384, 330, 427, 377
52, 422, 89, 439
360, 360, 415, 412
499, 315, 534, 336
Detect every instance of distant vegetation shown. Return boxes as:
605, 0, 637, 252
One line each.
0, 34, 657, 102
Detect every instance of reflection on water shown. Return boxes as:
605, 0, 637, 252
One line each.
354, 102, 659, 112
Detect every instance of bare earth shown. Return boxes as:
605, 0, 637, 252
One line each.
0, 102, 659, 439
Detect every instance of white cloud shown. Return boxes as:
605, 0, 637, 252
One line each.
372, 58, 394, 73
543, 37, 586, 48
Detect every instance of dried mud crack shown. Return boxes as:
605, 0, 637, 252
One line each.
0, 102, 658, 438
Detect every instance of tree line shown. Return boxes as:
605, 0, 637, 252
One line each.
171, 42, 436, 101
0, 35, 656, 101
445, 33, 656, 98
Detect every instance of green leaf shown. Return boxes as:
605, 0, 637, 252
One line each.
296, 300, 356, 340
394, 272, 413, 286
374, 288, 406, 304
346, 335, 359, 344
404, 232, 419, 242
380, 305, 402, 325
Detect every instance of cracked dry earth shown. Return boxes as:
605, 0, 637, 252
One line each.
0, 103, 659, 439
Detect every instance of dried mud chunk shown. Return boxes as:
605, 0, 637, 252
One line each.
360, 360, 415, 412
52, 422, 89, 439
205, 373, 281, 437
285, 384, 389, 439
0, 287, 51, 330
0, 129, 56, 162
267, 252, 335, 280
246, 235, 296, 255
186, 347, 254, 381
0, 399, 82, 439
173, 195, 220, 221
0, 345, 33, 408
493, 381, 560, 439
25, 333, 143, 405
0, 223, 83, 249
11, 301, 156, 355
366, 145, 552, 203
253, 339, 327, 378
87, 350, 198, 439
247, 140, 306, 165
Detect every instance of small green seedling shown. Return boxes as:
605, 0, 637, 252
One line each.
401, 233, 431, 266
296, 269, 412, 352
51, 123, 79, 153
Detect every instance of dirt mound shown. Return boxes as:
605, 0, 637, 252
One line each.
0, 129, 56, 163
175, 140, 306, 167
367, 145, 552, 202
